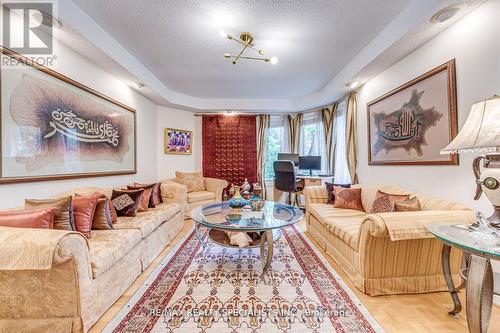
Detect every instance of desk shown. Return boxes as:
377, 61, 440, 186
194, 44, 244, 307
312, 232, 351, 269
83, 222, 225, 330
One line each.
272, 175, 331, 203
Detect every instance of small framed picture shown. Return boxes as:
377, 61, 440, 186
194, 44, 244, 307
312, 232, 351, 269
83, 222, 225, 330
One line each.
164, 128, 192, 155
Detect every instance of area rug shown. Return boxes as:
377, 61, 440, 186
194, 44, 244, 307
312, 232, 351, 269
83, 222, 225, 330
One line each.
103, 225, 384, 332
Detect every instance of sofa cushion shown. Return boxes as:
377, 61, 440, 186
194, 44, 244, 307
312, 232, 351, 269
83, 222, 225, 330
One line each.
92, 198, 114, 230
176, 171, 205, 192
89, 229, 142, 278
127, 185, 153, 212
25, 196, 74, 231
111, 189, 144, 217
187, 191, 215, 204
114, 203, 181, 238
0, 208, 55, 229
308, 203, 365, 250
370, 190, 410, 213
72, 194, 99, 239
135, 182, 162, 206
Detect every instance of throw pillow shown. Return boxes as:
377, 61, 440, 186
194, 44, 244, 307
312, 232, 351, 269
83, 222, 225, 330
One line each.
333, 187, 364, 212
325, 182, 351, 204
134, 182, 162, 206
111, 189, 144, 217
395, 197, 422, 212
0, 208, 55, 229
72, 194, 98, 239
370, 190, 411, 213
76, 192, 117, 223
127, 185, 153, 211
92, 198, 114, 230
25, 196, 74, 231
175, 171, 205, 192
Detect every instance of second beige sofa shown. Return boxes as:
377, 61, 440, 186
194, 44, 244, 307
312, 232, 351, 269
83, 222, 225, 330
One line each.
162, 176, 228, 218
304, 184, 474, 296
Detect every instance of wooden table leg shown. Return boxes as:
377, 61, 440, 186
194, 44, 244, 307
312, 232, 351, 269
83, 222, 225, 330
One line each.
466, 255, 493, 333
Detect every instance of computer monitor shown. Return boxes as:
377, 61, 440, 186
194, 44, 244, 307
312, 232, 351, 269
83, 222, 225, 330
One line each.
299, 156, 321, 176
277, 153, 299, 166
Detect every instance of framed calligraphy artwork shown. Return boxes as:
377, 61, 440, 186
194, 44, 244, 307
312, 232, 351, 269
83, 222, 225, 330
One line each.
164, 128, 192, 155
367, 60, 458, 166
0, 48, 136, 184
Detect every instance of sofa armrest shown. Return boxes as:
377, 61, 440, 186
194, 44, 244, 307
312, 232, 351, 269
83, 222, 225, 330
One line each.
0, 228, 92, 326
360, 210, 475, 241
204, 177, 228, 201
160, 181, 188, 206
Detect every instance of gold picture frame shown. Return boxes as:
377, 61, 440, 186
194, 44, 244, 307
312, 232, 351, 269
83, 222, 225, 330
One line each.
367, 60, 458, 166
164, 128, 192, 155
0, 47, 137, 184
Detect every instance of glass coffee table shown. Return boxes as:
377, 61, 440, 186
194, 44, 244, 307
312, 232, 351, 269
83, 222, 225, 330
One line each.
191, 201, 304, 283
428, 223, 500, 333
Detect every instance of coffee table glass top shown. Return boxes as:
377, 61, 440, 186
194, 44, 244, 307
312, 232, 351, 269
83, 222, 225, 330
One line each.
427, 223, 500, 258
191, 201, 304, 231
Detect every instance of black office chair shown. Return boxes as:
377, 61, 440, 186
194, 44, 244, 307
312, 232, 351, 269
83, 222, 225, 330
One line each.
273, 160, 305, 206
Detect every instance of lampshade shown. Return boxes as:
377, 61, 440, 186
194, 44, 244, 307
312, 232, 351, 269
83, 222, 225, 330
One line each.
441, 95, 500, 154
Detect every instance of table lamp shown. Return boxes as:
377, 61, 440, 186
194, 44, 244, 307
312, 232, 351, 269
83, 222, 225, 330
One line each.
441, 95, 500, 229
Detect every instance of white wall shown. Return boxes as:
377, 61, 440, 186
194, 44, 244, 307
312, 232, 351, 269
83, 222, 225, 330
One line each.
357, 1, 499, 216
0, 41, 159, 209
156, 106, 202, 180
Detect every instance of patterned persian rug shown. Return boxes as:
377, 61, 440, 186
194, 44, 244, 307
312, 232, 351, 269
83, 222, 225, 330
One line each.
103, 226, 384, 332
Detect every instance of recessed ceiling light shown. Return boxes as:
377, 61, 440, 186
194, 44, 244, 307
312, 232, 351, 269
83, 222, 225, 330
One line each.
430, 4, 466, 23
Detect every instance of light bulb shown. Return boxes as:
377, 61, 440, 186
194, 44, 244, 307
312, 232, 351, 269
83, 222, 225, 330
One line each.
219, 29, 228, 38
270, 56, 278, 64
348, 81, 360, 89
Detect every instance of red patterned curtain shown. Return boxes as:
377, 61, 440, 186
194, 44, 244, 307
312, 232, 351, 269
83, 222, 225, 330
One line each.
202, 115, 257, 188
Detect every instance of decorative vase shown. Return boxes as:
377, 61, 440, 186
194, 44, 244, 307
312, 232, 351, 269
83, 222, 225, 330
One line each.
253, 182, 262, 199
242, 178, 251, 192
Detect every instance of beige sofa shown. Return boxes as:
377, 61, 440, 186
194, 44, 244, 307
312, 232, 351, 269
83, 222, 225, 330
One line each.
0, 182, 185, 333
162, 177, 228, 218
304, 184, 474, 296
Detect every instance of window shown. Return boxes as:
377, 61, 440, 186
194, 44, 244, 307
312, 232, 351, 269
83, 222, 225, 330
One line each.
299, 112, 327, 174
264, 116, 288, 180
333, 99, 351, 184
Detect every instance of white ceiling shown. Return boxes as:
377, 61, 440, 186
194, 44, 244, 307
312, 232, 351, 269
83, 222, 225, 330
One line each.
72, 0, 410, 100
60, 0, 485, 112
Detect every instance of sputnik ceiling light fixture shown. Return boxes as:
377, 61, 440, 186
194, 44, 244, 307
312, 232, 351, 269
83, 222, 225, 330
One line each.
219, 30, 277, 65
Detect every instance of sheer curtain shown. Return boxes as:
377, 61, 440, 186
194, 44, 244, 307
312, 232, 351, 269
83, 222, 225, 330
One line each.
299, 111, 328, 174
263, 116, 289, 181
256, 115, 270, 199
333, 99, 351, 184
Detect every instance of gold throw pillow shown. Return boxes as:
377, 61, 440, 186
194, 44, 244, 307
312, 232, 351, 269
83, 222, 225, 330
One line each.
92, 198, 114, 230
175, 171, 205, 192
395, 197, 422, 212
25, 196, 74, 231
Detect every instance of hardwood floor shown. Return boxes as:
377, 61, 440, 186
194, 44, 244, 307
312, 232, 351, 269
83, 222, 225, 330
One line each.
89, 219, 500, 333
